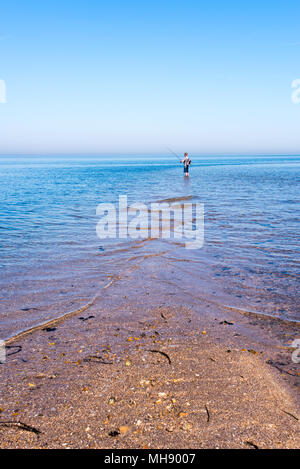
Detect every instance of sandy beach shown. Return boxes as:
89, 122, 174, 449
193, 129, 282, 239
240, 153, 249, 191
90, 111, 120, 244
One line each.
1, 257, 299, 449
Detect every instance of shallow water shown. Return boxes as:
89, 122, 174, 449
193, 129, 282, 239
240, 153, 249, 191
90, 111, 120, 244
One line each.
0, 155, 299, 339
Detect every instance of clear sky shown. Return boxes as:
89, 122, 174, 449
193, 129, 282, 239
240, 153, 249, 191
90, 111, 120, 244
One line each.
0, 0, 300, 155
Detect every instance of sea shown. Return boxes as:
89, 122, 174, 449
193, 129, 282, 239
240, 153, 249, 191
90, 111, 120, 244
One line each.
0, 155, 299, 340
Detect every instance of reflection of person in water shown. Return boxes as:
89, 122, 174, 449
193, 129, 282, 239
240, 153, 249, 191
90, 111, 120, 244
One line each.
181, 152, 191, 176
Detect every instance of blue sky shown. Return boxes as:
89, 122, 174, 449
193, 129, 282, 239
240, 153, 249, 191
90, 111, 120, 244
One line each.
0, 0, 300, 154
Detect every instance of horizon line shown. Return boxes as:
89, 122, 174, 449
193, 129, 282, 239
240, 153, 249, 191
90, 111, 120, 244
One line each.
0, 152, 300, 158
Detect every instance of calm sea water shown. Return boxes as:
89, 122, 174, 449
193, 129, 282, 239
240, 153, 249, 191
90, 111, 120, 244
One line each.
0, 155, 299, 339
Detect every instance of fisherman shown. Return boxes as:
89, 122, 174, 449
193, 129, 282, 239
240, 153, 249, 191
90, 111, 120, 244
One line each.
181, 152, 191, 176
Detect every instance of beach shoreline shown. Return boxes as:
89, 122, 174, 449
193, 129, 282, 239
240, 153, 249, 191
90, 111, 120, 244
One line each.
1, 263, 299, 449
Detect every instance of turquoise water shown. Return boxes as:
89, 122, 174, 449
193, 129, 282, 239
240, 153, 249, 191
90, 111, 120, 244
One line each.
0, 155, 299, 339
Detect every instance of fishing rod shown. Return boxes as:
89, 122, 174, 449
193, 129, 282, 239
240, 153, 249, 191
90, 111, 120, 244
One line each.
165, 147, 182, 162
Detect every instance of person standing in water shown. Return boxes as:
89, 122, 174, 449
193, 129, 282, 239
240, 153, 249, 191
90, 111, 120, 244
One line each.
181, 152, 191, 176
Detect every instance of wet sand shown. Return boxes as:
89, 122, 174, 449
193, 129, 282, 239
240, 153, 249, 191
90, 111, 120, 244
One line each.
0, 259, 299, 449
